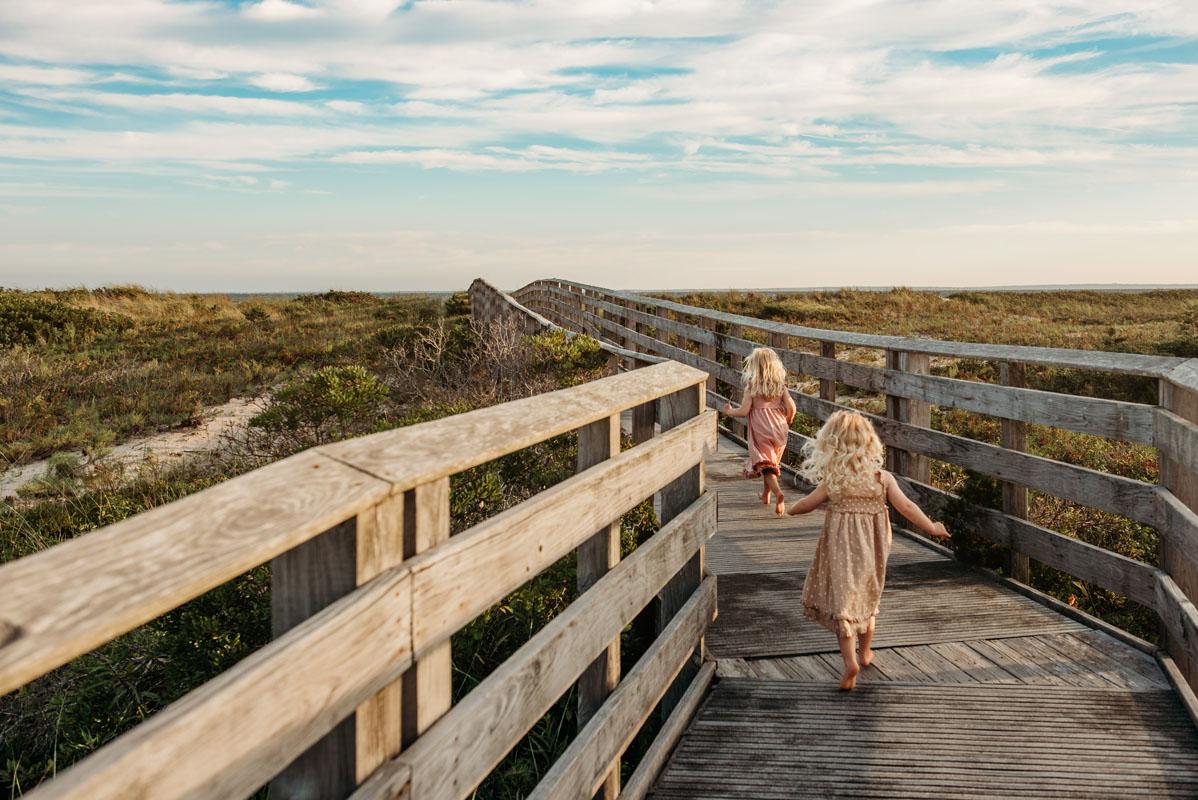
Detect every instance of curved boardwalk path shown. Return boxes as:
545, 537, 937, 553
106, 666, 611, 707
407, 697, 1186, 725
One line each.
649, 437, 1198, 799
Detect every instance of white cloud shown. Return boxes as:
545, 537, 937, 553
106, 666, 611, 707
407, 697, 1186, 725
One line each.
249, 72, 321, 92
331, 145, 654, 172
242, 0, 323, 22
16, 88, 322, 117
0, 63, 95, 86
325, 100, 367, 114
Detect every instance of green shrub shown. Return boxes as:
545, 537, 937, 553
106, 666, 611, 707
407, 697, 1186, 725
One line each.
249, 365, 389, 445
531, 330, 607, 384
291, 290, 377, 306
444, 292, 471, 318
0, 293, 131, 348
372, 323, 421, 350
92, 285, 152, 300
240, 305, 271, 324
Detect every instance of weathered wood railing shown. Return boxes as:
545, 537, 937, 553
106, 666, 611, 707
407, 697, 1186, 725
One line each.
513, 278, 1198, 693
0, 300, 717, 799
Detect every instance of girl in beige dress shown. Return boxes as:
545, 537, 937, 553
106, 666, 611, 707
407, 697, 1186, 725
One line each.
722, 347, 797, 516
787, 411, 951, 690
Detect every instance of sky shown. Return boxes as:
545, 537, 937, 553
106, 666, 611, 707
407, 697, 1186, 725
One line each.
1, 1, 1197, 292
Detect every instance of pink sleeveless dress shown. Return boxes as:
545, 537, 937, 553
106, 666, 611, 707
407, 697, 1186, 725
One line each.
801, 474, 893, 637
742, 394, 789, 478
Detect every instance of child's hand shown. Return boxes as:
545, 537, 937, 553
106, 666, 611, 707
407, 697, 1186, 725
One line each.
929, 522, 951, 541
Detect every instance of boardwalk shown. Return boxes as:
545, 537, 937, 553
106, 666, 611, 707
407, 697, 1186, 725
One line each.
649, 437, 1198, 799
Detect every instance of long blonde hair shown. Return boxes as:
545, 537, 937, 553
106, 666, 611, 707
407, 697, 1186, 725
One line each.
799, 410, 885, 494
741, 347, 787, 398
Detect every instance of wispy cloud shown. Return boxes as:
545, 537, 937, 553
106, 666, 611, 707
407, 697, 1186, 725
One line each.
1, 1, 1196, 288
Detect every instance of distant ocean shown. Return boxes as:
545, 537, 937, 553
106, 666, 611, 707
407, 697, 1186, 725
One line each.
225, 284, 1198, 301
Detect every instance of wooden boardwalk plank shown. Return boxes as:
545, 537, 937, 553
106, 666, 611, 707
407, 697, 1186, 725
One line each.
651, 436, 1195, 798
705, 561, 1084, 659
650, 680, 1198, 799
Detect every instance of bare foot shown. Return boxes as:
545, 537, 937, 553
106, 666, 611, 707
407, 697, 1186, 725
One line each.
774, 495, 786, 516
760, 488, 771, 506
859, 649, 873, 669
839, 664, 860, 691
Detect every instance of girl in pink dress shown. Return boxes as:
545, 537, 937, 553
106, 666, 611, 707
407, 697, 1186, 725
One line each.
721, 347, 796, 516
787, 411, 951, 690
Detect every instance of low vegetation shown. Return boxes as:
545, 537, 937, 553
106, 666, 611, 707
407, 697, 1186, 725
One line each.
1, 287, 619, 797
0, 287, 446, 469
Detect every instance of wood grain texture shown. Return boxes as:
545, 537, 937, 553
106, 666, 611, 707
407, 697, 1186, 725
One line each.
575, 413, 623, 799
649, 679, 1198, 799
1157, 408, 1198, 478
352, 493, 717, 800
818, 341, 836, 402
716, 631, 1168, 691
321, 359, 701, 491
781, 384, 1163, 525
528, 579, 716, 800
1160, 366, 1198, 690
407, 410, 715, 657
1158, 572, 1198, 672
0, 450, 390, 698
534, 285, 1159, 444
621, 662, 715, 800
401, 479, 452, 749
706, 561, 1083, 659
355, 497, 406, 783
891, 474, 1161, 608
529, 279, 1183, 377
29, 567, 413, 800
270, 517, 360, 798
656, 383, 706, 716
1000, 362, 1031, 583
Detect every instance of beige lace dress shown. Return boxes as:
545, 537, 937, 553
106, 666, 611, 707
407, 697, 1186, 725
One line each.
800, 474, 893, 637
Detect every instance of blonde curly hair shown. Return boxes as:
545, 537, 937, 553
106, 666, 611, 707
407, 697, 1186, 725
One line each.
799, 410, 885, 495
741, 347, 787, 399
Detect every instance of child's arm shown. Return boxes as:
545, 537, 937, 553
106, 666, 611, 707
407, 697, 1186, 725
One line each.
786, 483, 828, 516
882, 472, 951, 540
721, 392, 753, 418
783, 391, 797, 423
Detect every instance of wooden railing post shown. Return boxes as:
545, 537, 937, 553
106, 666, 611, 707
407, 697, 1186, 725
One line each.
1160, 369, 1198, 687
633, 397, 657, 446
576, 414, 622, 799
819, 342, 837, 402
401, 479, 452, 748
656, 380, 706, 717
1000, 362, 1031, 583
726, 324, 746, 438
699, 317, 717, 393
884, 350, 930, 483
269, 492, 405, 798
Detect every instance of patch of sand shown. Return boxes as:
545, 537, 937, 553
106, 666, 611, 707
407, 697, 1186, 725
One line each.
1, 397, 262, 500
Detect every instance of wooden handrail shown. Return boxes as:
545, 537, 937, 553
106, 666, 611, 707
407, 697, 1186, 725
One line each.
352, 496, 718, 800
516, 278, 1198, 694
0, 361, 704, 697
4, 311, 716, 800
525, 278, 1187, 377
532, 284, 1159, 442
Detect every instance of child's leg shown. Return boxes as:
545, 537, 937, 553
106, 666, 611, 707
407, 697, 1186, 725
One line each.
837, 632, 860, 690
764, 471, 785, 515
859, 619, 875, 668
760, 476, 772, 505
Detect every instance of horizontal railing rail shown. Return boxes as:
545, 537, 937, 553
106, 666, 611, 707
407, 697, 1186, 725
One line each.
0, 288, 719, 800
533, 279, 1189, 377
515, 277, 1198, 695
